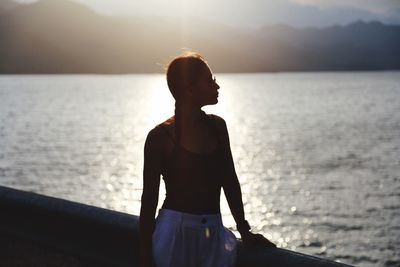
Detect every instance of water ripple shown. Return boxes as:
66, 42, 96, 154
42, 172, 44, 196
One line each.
1, 72, 400, 267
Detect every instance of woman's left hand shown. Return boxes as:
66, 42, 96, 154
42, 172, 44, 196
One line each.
241, 231, 276, 248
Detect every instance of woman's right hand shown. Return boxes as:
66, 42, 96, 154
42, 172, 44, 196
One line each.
241, 231, 276, 248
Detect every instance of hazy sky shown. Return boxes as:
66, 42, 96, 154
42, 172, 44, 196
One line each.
17, 0, 400, 28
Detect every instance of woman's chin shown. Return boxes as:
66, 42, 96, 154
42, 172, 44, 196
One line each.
201, 100, 218, 107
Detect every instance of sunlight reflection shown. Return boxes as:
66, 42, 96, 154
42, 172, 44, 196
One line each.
224, 231, 237, 252
2, 72, 395, 266
141, 75, 174, 128
205, 227, 210, 239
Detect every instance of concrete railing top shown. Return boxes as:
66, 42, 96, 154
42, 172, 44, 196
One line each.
0, 185, 353, 267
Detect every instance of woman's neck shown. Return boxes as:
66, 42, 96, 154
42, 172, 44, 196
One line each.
175, 104, 205, 126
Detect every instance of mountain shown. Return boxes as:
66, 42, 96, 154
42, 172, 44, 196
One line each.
0, 0, 399, 73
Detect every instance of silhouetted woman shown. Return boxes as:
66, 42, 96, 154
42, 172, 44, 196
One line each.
140, 52, 275, 267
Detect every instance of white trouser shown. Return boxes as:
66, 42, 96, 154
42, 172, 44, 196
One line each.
152, 208, 237, 267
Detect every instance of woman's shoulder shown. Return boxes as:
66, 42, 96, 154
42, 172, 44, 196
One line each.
156, 116, 175, 136
206, 113, 227, 130
205, 113, 229, 143
144, 121, 174, 158
149, 116, 174, 131
146, 116, 175, 145
207, 113, 225, 122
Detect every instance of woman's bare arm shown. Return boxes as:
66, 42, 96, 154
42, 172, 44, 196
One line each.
215, 116, 276, 247
139, 127, 163, 266
215, 117, 247, 228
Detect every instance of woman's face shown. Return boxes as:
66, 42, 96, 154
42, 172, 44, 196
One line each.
191, 66, 220, 107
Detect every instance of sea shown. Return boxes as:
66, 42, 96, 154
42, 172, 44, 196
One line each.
0, 72, 399, 267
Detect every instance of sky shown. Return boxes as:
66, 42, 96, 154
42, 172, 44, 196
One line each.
16, 0, 400, 28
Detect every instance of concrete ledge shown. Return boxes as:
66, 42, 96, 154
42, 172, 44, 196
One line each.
0, 186, 138, 266
0, 186, 353, 267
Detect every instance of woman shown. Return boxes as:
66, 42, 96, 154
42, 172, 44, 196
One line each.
139, 52, 275, 267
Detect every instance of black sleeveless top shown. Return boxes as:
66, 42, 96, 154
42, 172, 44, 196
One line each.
158, 114, 223, 214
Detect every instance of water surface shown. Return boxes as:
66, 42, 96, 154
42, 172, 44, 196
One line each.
1, 72, 399, 266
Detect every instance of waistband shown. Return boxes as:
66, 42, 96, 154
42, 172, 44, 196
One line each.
156, 208, 223, 227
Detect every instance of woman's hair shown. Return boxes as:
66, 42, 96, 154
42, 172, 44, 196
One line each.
166, 52, 209, 101
165, 52, 210, 145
